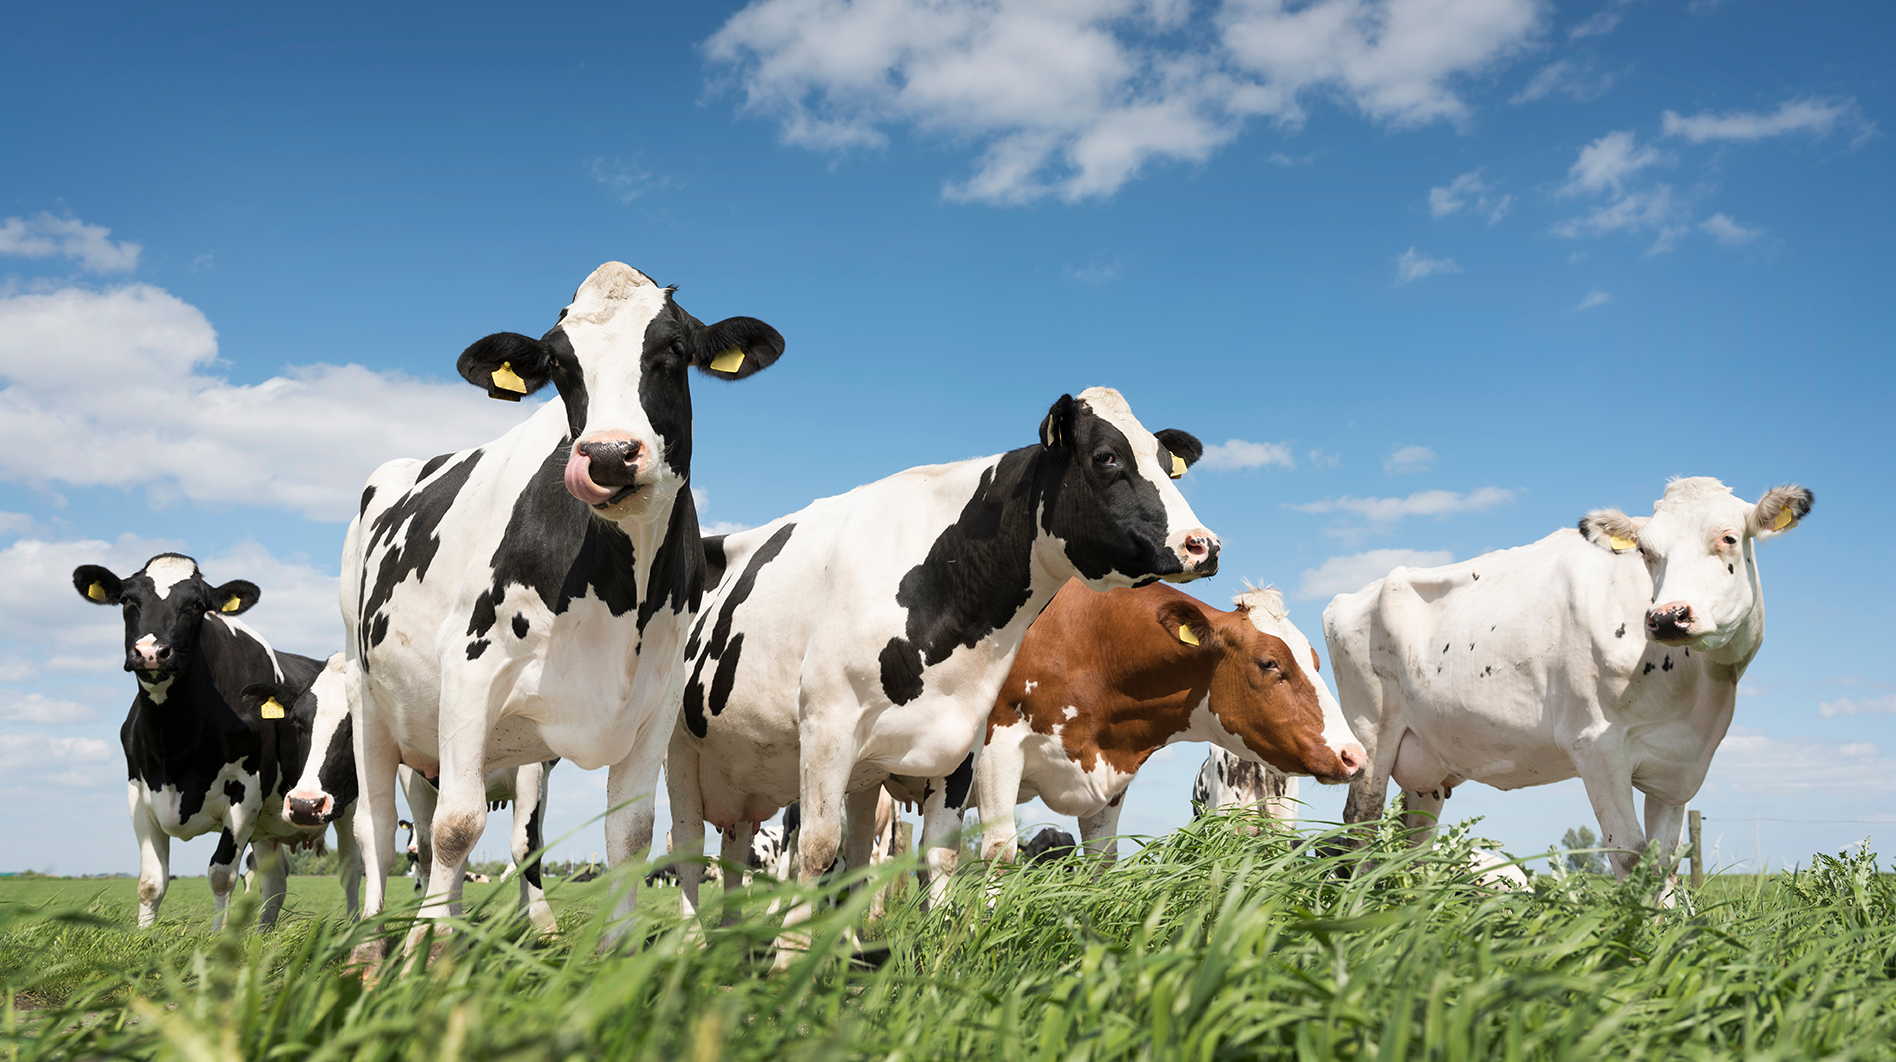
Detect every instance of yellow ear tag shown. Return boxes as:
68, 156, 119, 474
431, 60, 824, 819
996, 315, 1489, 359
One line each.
1178, 625, 1199, 646
1772, 507, 1795, 531
709, 348, 745, 374
1608, 535, 1638, 553
87, 582, 106, 602
260, 697, 285, 720
491, 361, 528, 394
222, 595, 242, 612
1170, 454, 1187, 480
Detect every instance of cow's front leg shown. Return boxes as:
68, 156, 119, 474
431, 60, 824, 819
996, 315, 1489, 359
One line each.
843, 786, 881, 891
1078, 798, 1123, 867
1572, 749, 1644, 878
600, 735, 667, 950
511, 760, 557, 933
665, 725, 708, 921
207, 827, 244, 931
974, 723, 1026, 864
774, 746, 851, 972
333, 803, 365, 919
421, 751, 487, 928
1644, 795, 1689, 906
1399, 789, 1447, 845
129, 795, 170, 928
253, 839, 289, 929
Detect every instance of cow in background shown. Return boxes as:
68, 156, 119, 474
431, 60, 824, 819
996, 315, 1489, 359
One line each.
974, 581, 1361, 864
1327, 478, 1811, 894
1192, 747, 1298, 826
72, 554, 360, 928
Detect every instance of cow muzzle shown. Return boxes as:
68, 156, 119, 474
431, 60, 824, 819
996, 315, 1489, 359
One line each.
126, 641, 176, 672
284, 792, 333, 826
1313, 742, 1368, 784
1167, 529, 1220, 581
1645, 602, 1698, 644
564, 436, 651, 509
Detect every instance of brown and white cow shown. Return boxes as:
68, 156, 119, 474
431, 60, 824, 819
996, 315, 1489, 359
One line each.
972, 580, 1365, 864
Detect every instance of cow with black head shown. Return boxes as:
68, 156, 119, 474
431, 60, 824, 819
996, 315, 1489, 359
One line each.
71, 554, 360, 928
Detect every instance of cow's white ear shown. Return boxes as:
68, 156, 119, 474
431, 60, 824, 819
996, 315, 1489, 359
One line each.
1750, 485, 1813, 538
1578, 509, 1642, 554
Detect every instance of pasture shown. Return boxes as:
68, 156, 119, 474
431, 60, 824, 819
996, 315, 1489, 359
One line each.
3, 814, 1893, 1061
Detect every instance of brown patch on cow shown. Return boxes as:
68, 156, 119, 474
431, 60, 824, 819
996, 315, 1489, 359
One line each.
1309, 647, 1320, 673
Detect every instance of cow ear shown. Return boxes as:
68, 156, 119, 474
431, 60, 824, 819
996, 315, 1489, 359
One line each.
73, 565, 123, 605
1154, 429, 1203, 479
691, 317, 784, 380
210, 580, 261, 615
1039, 394, 1077, 450
1578, 509, 1643, 554
1156, 599, 1217, 650
457, 333, 554, 402
1750, 485, 1812, 539
239, 681, 294, 722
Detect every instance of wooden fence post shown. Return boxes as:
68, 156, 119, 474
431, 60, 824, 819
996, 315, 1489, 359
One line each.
1689, 809, 1704, 889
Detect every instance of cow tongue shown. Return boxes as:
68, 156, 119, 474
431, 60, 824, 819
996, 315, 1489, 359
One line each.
563, 452, 619, 506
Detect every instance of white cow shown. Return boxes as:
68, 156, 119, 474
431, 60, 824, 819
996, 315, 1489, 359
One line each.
343, 262, 784, 952
667, 387, 1219, 963
1326, 477, 1811, 888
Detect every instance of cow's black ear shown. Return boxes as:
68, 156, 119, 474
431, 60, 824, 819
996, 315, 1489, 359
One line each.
457, 333, 554, 402
691, 317, 785, 380
73, 565, 123, 605
210, 580, 261, 616
1039, 394, 1077, 450
239, 681, 295, 722
1154, 429, 1203, 478
1155, 598, 1218, 651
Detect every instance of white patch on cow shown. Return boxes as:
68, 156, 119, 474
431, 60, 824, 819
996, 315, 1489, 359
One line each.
211, 613, 283, 681
562, 266, 681, 525
1023, 680, 1037, 694
1015, 727, 1137, 819
136, 673, 175, 704
1062, 705, 1077, 720
284, 654, 350, 814
144, 555, 197, 598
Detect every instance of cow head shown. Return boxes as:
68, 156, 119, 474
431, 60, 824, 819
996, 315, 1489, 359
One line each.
242, 654, 356, 827
1164, 587, 1365, 782
1580, 477, 1812, 654
1034, 387, 1219, 586
72, 554, 260, 699
456, 261, 785, 523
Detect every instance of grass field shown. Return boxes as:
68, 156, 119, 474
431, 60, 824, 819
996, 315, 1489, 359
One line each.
1, 814, 1891, 1060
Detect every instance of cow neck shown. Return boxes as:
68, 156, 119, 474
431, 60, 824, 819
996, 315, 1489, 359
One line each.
1076, 637, 1216, 772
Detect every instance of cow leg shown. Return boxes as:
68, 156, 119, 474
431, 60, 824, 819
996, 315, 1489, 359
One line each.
253, 839, 289, 929
1078, 799, 1123, 866
207, 828, 243, 932
511, 761, 556, 933
333, 803, 364, 919
401, 767, 438, 898
421, 750, 487, 928
1572, 752, 1645, 879
1644, 796, 1689, 906
719, 821, 754, 926
599, 727, 668, 950
774, 745, 852, 972
916, 750, 979, 911
130, 797, 170, 927
665, 726, 708, 920
843, 786, 880, 886
974, 721, 1027, 864
1399, 789, 1446, 845
351, 701, 402, 926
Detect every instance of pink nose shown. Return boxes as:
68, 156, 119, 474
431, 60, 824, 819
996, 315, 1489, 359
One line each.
132, 644, 171, 669
1336, 744, 1367, 777
1182, 531, 1221, 572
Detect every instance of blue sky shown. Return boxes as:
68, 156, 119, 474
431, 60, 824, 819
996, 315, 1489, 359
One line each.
1, 0, 1889, 877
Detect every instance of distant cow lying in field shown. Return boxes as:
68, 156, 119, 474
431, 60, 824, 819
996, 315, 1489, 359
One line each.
972, 580, 1364, 864
72, 554, 362, 929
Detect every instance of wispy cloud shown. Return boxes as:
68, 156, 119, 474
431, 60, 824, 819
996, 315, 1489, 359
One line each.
1818, 695, 1896, 719
587, 157, 677, 203
0, 213, 141, 273
0, 690, 96, 724
1295, 548, 1453, 600
1383, 445, 1437, 474
1395, 247, 1460, 284
1561, 130, 1666, 196
1567, 10, 1621, 39
1662, 97, 1876, 147
1289, 487, 1517, 541
1428, 170, 1512, 224
1699, 213, 1763, 246
1198, 438, 1295, 472
1575, 289, 1610, 311
1511, 58, 1616, 104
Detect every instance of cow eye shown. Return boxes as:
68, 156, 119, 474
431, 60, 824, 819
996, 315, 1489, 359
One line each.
1259, 659, 1279, 672
1722, 534, 1738, 546
1092, 451, 1120, 470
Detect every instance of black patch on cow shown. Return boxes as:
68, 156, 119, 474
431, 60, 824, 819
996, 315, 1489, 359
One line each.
359, 484, 376, 517
1643, 661, 1655, 675
420, 453, 453, 479
638, 484, 706, 634
1662, 655, 1672, 672
467, 640, 489, 660
1443, 644, 1450, 654
359, 450, 484, 654
212, 828, 238, 867
878, 640, 926, 706
522, 798, 545, 890
1036, 401, 1197, 584
782, 801, 800, 837
223, 780, 245, 805
707, 632, 744, 721
942, 753, 976, 811
512, 614, 529, 639
702, 535, 728, 591
1616, 623, 1626, 638
681, 523, 796, 738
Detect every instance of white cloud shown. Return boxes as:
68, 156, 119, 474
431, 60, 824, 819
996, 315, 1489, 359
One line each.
1510, 58, 1615, 104
1561, 130, 1665, 196
0, 734, 116, 786
1383, 445, 1437, 474
1428, 170, 1512, 223
1575, 289, 1610, 311
1699, 212, 1762, 246
1553, 184, 1683, 245
707, 0, 1545, 204
1705, 728, 1896, 793
1395, 247, 1460, 284
1306, 448, 1341, 469
1197, 438, 1295, 471
0, 690, 97, 724
1818, 695, 1896, 719
1567, 10, 1620, 39
0, 512, 33, 536
1288, 487, 1517, 537
0, 213, 142, 273
1661, 97, 1874, 147
0, 282, 540, 522
1295, 548, 1453, 600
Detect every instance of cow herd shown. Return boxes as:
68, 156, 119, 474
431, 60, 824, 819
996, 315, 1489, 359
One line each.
68, 261, 1813, 958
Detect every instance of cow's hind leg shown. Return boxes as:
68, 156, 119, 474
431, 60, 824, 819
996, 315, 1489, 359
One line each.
254, 839, 289, 929
511, 760, 557, 933
130, 798, 170, 928
719, 821, 754, 926
352, 698, 402, 931
400, 767, 438, 898
207, 828, 243, 932
665, 726, 708, 921
333, 803, 365, 919
1078, 799, 1124, 868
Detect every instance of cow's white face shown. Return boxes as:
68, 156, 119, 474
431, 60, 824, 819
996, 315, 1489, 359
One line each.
455, 261, 785, 525
1581, 477, 1812, 654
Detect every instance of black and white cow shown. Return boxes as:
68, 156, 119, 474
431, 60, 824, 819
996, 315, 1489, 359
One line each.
342, 261, 783, 949
665, 386, 1217, 963
71, 554, 362, 928
1191, 746, 1299, 826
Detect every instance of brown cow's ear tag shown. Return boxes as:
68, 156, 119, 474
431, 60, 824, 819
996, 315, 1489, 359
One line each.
260, 697, 285, 720
491, 361, 528, 395
709, 348, 745, 373
87, 582, 107, 602
1178, 625, 1199, 646
222, 595, 243, 612
1772, 507, 1795, 531
1170, 454, 1187, 480
1608, 535, 1638, 553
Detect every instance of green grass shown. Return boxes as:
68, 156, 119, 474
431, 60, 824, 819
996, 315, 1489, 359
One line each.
2, 815, 1892, 1060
